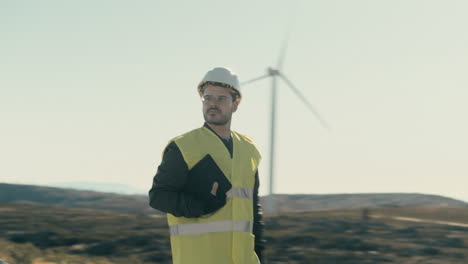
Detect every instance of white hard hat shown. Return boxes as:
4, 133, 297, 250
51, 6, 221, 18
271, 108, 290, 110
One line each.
197, 67, 242, 102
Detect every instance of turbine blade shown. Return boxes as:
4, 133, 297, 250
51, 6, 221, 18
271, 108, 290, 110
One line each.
279, 73, 332, 131
277, 31, 290, 71
241, 74, 271, 86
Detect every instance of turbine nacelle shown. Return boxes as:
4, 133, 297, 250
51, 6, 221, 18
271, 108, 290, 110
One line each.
267, 67, 280, 76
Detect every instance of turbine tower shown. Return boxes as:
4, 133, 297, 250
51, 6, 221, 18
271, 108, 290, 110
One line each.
242, 38, 331, 213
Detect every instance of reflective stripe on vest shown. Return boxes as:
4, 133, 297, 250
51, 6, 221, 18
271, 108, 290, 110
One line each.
226, 187, 253, 199
170, 220, 253, 236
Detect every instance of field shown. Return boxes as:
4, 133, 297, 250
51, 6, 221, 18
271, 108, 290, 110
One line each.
1, 203, 468, 263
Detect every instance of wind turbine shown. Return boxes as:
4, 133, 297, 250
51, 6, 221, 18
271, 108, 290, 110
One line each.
242, 38, 331, 213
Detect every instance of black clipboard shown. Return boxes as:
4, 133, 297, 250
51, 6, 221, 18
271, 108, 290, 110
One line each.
184, 154, 232, 202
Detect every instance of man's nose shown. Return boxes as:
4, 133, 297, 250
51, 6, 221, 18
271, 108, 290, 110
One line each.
207, 99, 220, 106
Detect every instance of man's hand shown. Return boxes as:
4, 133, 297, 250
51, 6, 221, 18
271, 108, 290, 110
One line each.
211, 182, 219, 196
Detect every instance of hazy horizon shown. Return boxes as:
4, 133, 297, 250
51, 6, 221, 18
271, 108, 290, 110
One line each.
3, 180, 468, 204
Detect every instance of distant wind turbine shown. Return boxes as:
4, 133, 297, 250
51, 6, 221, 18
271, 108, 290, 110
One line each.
242, 36, 331, 213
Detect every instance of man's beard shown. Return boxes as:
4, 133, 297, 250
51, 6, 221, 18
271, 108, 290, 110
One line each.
203, 108, 231, 126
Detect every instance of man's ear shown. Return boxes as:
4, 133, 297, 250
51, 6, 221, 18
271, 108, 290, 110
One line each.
232, 100, 239, 113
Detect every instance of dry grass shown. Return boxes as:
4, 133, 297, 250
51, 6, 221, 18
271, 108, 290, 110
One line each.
1, 203, 468, 263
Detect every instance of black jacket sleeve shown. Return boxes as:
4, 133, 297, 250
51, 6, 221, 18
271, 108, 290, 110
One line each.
253, 170, 266, 262
148, 142, 206, 218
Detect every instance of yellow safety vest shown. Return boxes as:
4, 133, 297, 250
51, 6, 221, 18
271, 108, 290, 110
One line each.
166, 126, 261, 264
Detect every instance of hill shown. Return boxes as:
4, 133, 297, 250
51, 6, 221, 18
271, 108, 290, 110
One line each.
1, 183, 467, 215
265, 193, 468, 212
0, 183, 155, 215
44, 181, 146, 195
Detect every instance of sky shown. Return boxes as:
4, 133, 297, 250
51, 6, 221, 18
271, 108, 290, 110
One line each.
1, 1, 467, 201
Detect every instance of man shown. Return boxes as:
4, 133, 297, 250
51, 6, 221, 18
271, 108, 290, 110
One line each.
149, 67, 265, 264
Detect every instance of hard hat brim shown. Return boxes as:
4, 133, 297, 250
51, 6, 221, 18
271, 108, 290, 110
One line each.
198, 81, 242, 102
